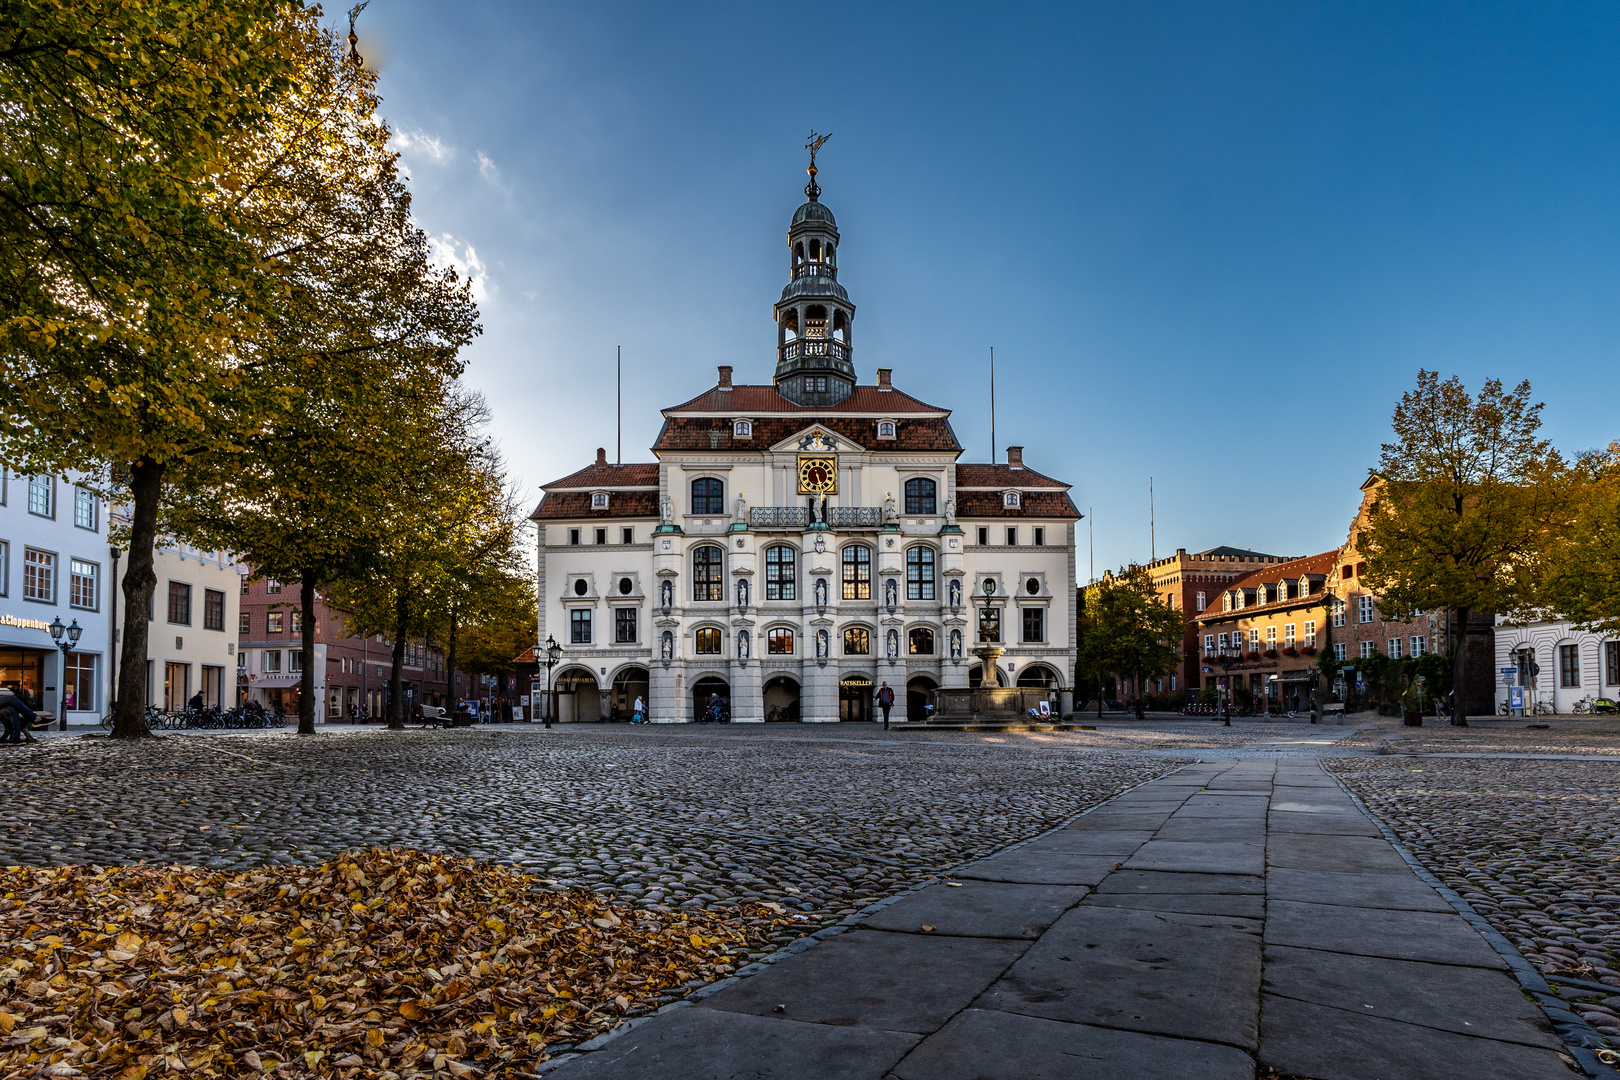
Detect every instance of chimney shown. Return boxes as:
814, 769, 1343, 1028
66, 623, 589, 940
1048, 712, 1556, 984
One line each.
1006, 446, 1024, 469
596, 447, 607, 467
717, 365, 733, 389
876, 367, 893, 390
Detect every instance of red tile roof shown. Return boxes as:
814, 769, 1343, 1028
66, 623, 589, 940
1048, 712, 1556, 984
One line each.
540, 462, 660, 489
654, 414, 961, 453
665, 384, 948, 416
956, 490, 1081, 519
531, 490, 661, 521
1194, 550, 1341, 623
954, 463, 1070, 490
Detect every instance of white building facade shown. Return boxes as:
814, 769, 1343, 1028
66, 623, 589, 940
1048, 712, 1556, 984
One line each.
532, 169, 1079, 723
0, 471, 113, 725
112, 541, 243, 711
1495, 618, 1620, 714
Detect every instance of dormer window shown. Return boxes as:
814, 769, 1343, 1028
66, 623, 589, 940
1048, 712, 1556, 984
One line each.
590, 491, 610, 510
876, 419, 896, 440
733, 419, 752, 439
1003, 490, 1021, 509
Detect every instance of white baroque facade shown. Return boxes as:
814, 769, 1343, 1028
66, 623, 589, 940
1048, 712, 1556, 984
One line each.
1495, 618, 1620, 713
531, 167, 1079, 723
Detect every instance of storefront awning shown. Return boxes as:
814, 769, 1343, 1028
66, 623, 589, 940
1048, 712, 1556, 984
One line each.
1277, 670, 1317, 683
252, 675, 303, 688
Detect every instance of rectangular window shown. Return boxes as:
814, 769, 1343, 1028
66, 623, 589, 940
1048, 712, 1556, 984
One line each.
267, 612, 283, 633
289, 649, 303, 674
204, 589, 225, 631
977, 527, 988, 546
0, 540, 7, 597
1218, 632, 1229, 650
1361, 640, 1375, 659
1248, 628, 1260, 651
290, 610, 303, 633
695, 626, 722, 654
1284, 623, 1296, 646
1196, 591, 1207, 612
765, 545, 797, 601
1560, 643, 1581, 688
979, 607, 1001, 643
1005, 527, 1017, 546
69, 559, 97, 609
570, 608, 591, 644
841, 545, 871, 601
842, 626, 870, 654
266, 579, 281, 594
622, 527, 634, 544
22, 548, 54, 602
905, 546, 935, 601
1304, 620, 1316, 648
239, 611, 251, 635
1607, 641, 1619, 686
1358, 595, 1375, 623
1265, 626, 1277, 649
1204, 634, 1214, 655
73, 488, 96, 530
768, 627, 794, 654
27, 475, 51, 517
1334, 642, 1348, 661
1410, 635, 1425, 657
63, 652, 96, 712
167, 581, 191, 624
1022, 607, 1044, 643
1331, 598, 1346, 627
241, 577, 250, 594
1032, 527, 1045, 546
615, 608, 637, 644
1388, 637, 1403, 659
264, 649, 281, 673
595, 528, 607, 545
568, 528, 581, 545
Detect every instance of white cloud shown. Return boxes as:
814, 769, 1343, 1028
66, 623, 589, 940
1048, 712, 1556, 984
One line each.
392, 128, 452, 163
427, 233, 489, 303
476, 151, 497, 179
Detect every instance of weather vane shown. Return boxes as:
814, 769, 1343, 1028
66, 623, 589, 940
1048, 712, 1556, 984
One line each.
803, 130, 831, 199
347, 2, 370, 70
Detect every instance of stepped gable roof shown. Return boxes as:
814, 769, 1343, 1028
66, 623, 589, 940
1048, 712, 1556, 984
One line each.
664, 383, 947, 416
1195, 550, 1340, 622
655, 384, 959, 453
530, 460, 660, 522
954, 463, 1070, 490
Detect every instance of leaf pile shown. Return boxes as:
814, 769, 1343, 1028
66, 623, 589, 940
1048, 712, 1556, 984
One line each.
0, 850, 789, 1078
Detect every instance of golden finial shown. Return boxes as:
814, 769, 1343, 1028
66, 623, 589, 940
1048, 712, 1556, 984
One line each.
803, 130, 831, 199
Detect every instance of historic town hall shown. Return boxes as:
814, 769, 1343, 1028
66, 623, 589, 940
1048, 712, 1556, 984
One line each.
532, 155, 1080, 723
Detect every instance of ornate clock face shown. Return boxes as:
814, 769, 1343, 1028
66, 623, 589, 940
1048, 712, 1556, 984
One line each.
798, 456, 837, 494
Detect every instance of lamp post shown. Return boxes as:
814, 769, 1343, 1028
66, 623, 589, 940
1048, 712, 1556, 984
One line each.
1215, 644, 1235, 726
48, 616, 82, 732
543, 635, 562, 729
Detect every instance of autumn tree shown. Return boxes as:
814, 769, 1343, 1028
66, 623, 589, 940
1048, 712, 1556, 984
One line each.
1533, 441, 1620, 633
1077, 566, 1185, 719
1359, 371, 1572, 726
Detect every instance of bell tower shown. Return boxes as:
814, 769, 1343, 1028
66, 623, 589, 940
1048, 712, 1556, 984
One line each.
774, 132, 856, 406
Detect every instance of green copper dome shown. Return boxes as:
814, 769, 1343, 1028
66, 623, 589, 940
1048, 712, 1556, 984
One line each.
792, 200, 836, 227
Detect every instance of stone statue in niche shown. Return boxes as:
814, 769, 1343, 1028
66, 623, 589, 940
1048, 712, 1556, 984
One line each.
944, 498, 956, 527
885, 578, 898, 608
814, 578, 828, 608
738, 629, 750, 660
883, 492, 898, 524
735, 492, 748, 524
661, 630, 674, 660
659, 496, 675, 526
660, 579, 674, 611
949, 628, 963, 659
816, 628, 829, 658
949, 578, 961, 608
736, 578, 749, 609
886, 628, 899, 658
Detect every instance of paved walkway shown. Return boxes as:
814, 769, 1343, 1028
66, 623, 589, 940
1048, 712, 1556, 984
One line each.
554, 757, 1575, 1080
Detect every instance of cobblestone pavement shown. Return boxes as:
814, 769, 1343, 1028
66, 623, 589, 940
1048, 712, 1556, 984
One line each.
1, 727, 1187, 949
1336, 715, 1620, 755
1329, 756, 1620, 1042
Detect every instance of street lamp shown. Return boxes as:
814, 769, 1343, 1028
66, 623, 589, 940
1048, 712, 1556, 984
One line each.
543, 635, 563, 729
48, 616, 82, 732
1214, 644, 1236, 726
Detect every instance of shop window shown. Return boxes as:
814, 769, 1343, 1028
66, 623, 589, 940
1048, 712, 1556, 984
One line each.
63, 652, 96, 712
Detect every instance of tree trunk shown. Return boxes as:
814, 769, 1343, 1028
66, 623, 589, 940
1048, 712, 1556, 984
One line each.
1135, 669, 1146, 719
1451, 607, 1469, 727
112, 459, 164, 739
445, 608, 458, 716
387, 591, 409, 730
297, 574, 317, 735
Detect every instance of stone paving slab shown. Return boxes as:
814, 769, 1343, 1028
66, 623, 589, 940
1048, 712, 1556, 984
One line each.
1260, 993, 1575, 1080
1082, 891, 1267, 918
953, 850, 1119, 885
699, 929, 1027, 1034
1124, 839, 1265, 875
886, 1008, 1256, 1080
975, 905, 1263, 1048
1015, 829, 1156, 856
1262, 945, 1562, 1049
1265, 898, 1509, 967
1153, 817, 1268, 843
1266, 866, 1454, 912
858, 880, 1088, 939
1095, 869, 1267, 895
1265, 831, 1415, 874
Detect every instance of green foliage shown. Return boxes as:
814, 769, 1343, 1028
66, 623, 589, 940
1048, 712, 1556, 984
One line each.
1078, 566, 1186, 718
1536, 440, 1620, 632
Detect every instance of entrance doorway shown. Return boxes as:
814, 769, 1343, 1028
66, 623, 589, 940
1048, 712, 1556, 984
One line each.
612, 667, 650, 722
164, 662, 190, 711
839, 674, 873, 722
906, 675, 937, 722
556, 668, 601, 723
692, 676, 731, 721
763, 675, 801, 721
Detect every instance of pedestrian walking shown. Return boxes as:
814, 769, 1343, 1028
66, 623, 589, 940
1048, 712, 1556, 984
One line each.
877, 681, 895, 730
632, 695, 646, 723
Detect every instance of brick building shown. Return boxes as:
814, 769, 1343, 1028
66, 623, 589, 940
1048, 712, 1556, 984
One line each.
1145, 546, 1291, 696
236, 574, 465, 720
1193, 551, 1336, 712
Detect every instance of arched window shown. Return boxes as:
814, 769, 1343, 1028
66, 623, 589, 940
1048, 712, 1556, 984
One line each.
908, 627, 935, 655
809, 238, 822, 261
794, 242, 805, 265
805, 304, 828, 338
833, 310, 848, 342
904, 478, 936, 515
876, 420, 895, 439
767, 627, 795, 654
691, 477, 724, 515
906, 547, 936, 601
694, 627, 722, 654
692, 545, 723, 601
842, 544, 872, 600
843, 626, 870, 655
733, 420, 752, 439
765, 545, 797, 601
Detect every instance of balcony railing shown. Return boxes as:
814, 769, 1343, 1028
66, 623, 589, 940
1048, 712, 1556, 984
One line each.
792, 260, 838, 280
828, 506, 883, 528
779, 337, 851, 365
751, 506, 809, 528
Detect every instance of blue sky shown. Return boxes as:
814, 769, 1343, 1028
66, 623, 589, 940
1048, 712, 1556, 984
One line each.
351, 1, 1620, 578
